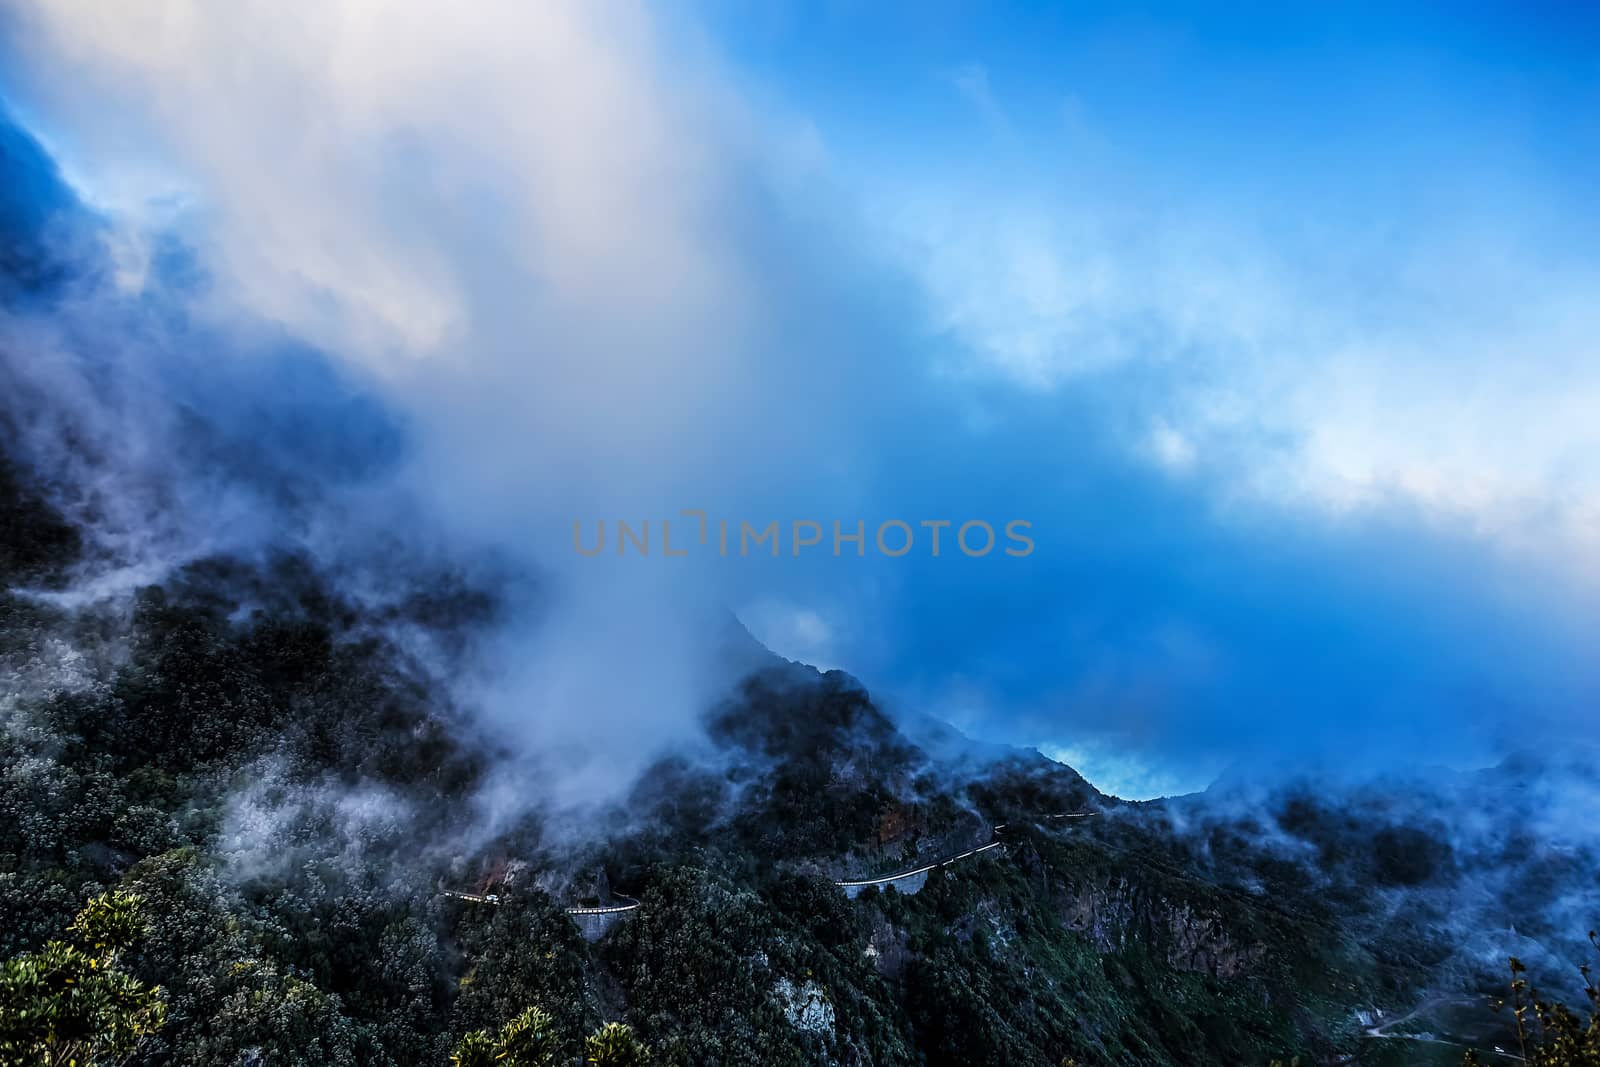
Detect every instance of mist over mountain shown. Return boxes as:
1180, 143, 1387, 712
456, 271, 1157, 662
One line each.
7, 1, 1599, 805
3, 5, 1599, 1065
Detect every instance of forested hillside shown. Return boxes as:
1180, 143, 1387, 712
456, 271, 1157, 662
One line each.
2, 106, 1594, 1067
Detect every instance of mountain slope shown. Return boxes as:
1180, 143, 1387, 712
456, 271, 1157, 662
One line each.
2, 105, 1593, 1067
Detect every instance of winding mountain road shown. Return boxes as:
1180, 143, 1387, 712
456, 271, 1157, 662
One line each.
1356, 994, 1521, 1063
565, 893, 641, 916
441, 890, 499, 905
832, 839, 1005, 890
444, 812, 1098, 915
442, 888, 641, 916
831, 812, 1097, 894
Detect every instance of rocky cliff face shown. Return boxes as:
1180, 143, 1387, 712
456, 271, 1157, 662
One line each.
1057, 876, 1265, 979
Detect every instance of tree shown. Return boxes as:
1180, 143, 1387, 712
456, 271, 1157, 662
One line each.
452, 1005, 563, 1067
0, 891, 167, 1067
450, 1028, 497, 1067
584, 1021, 650, 1067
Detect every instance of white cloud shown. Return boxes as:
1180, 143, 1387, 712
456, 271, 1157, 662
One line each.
884, 181, 1600, 578
9, 0, 1597, 807
8, 0, 747, 379
1147, 418, 1196, 473
3, 0, 806, 812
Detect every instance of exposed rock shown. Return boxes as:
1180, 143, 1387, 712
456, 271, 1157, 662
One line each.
863, 914, 915, 979
1058, 877, 1263, 979
773, 977, 835, 1036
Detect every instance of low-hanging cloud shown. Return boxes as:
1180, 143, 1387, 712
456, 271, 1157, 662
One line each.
3, 0, 1597, 804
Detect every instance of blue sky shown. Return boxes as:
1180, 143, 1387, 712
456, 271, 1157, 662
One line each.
3, 2, 1597, 798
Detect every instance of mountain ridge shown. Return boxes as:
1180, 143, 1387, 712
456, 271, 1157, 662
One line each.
1, 104, 1594, 1067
